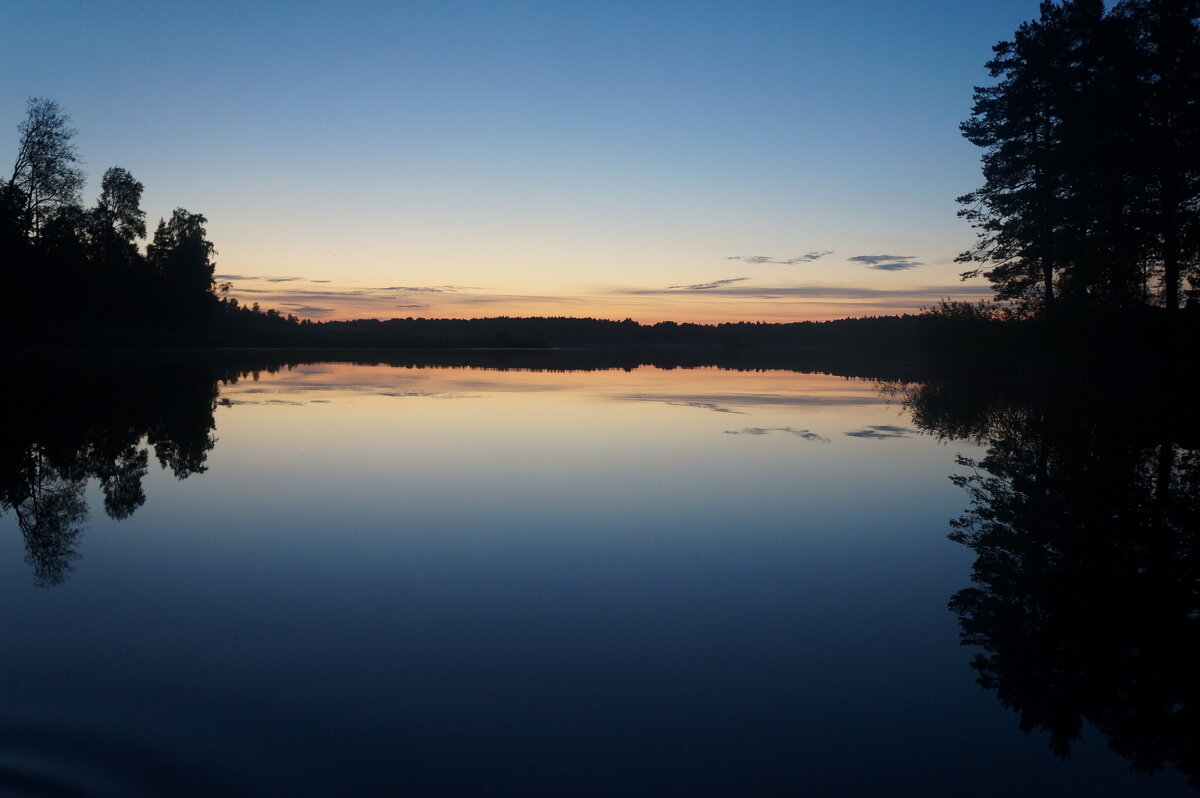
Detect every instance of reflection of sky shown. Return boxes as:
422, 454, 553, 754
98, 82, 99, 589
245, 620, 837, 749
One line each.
211, 366, 950, 529
0, 365, 1179, 794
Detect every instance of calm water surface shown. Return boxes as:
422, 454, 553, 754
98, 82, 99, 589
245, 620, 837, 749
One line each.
0, 359, 1194, 795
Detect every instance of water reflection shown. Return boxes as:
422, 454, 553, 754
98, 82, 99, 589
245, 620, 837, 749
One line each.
1, 352, 1195, 793
0, 357, 224, 584
895, 371, 1200, 787
2, 353, 895, 587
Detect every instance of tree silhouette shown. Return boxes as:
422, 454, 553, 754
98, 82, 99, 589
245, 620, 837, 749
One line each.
146, 208, 218, 324
92, 166, 147, 244
1117, 0, 1200, 311
958, 0, 1200, 315
7, 97, 84, 238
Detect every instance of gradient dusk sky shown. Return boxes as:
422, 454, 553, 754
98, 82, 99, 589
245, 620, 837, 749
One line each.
2, 1, 1041, 322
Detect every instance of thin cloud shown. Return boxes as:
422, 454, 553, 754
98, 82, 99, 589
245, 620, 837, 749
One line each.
667, 277, 749, 290
849, 254, 922, 271
625, 283, 992, 299
726, 251, 834, 265
449, 293, 587, 306
378, 285, 465, 293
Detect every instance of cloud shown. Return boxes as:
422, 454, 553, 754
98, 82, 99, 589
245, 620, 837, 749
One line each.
848, 254, 922, 271
279, 304, 335, 315
725, 426, 829, 442
215, 273, 308, 283
624, 283, 993, 300
726, 251, 834, 265
845, 424, 916, 439
378, 285, 461, 293
448, 293, 587, 306
667, 277, 748, 290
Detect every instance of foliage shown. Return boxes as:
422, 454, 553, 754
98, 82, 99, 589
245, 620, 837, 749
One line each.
958, 0, 1200, 315
8, 98, 85, 237
1, 99, 225, 334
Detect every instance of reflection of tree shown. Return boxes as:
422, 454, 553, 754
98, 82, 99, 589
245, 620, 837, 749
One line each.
896, 372, 1200, 787
1, 446, 87, 587
0, 355, 230, 586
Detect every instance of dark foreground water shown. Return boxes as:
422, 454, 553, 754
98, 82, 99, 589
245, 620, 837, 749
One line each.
0, 356, 1195, 796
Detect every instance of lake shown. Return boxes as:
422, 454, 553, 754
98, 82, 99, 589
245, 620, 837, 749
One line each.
1, 354, 1195, 796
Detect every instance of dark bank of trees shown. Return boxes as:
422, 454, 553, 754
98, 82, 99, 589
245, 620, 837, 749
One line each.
958, 0, 1200, 317
0, 97, 293, 342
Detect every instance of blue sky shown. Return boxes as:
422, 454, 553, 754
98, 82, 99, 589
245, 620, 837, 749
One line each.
1, 0, 1042, 321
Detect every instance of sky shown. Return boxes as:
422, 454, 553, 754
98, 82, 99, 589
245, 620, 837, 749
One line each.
1, 0, 1044, 323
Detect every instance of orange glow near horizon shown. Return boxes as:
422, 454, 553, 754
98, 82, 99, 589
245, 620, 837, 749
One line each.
222, 278, 992, 325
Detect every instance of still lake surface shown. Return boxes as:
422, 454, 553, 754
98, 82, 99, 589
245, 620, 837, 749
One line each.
1, 356, 1195, 796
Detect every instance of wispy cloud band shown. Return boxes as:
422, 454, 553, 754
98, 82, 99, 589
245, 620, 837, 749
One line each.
726, 251, 834, 265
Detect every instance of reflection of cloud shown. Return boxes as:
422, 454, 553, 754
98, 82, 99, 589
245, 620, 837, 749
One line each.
848, 254, 922, 271
726, 251, 834, 265
621, 392, 884, 409
725, 427, 829, 442
665, 400, 744, 414
667, 277, 748, 290
845, 424, 915, 439
378, 390, 475, 399
223, 398, 306, 406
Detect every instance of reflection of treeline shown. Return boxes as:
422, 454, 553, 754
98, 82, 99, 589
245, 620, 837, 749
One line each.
894, 364, 1200, 787
0, 354, 237, 586
170, 344, 927, 382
